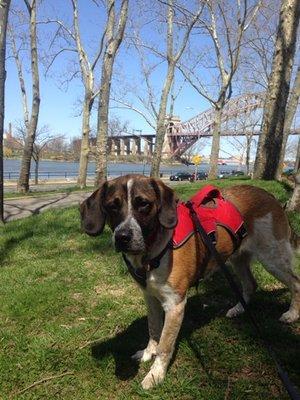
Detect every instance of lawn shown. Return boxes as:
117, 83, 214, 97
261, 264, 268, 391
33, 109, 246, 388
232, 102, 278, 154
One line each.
0, 179, 299, 399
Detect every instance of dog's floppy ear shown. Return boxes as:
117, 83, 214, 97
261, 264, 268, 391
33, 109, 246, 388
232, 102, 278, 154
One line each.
80, 181, 107, 236
151, 178, 178, 229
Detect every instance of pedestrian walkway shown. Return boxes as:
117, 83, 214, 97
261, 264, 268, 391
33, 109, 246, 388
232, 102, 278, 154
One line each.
4, 191, 92, 222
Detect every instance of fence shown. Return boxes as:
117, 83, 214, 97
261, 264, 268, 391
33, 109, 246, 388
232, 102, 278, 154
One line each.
3, 170, 168, 180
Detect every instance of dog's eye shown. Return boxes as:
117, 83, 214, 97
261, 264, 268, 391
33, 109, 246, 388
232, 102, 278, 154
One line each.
134, 197, 151, 211
105, 197, 121, 212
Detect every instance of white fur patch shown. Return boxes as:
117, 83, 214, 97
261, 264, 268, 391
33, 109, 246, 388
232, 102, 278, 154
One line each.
146, 253, 180, 312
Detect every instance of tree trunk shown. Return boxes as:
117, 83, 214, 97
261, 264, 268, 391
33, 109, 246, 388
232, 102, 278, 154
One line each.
0, 0, 11, 223
246, 135, 251, 176
288, 170, 300, 211
18, 133, 34, 191
77, 93, 93, 188
34, 155, 39, 185
294, 136, 300, 173
276, 65, 300, 179
208, 103, 223, 180
253, 0, 300, 180
95, 56, 114, 186
94, 0, 128, 186
17, 0, 40, 193
151, 63, 175, 178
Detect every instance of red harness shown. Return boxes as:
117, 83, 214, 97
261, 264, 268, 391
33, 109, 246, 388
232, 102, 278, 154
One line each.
172, 185, 247, 248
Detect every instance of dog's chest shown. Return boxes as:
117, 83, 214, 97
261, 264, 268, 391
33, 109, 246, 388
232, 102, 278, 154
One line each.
145, 265, 180, 312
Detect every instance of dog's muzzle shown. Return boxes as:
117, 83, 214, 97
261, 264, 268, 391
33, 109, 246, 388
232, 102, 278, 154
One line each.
113, 218, 146, 254
114, 228, 133, 252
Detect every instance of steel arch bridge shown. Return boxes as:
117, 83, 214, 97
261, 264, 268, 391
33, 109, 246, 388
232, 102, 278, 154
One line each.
165, 92, 299, 158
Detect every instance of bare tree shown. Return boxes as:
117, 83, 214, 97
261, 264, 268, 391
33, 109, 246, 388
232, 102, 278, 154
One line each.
15, 124, 64, 185
149, 1, 202, 177
0, 0, 11, 223
295, 136, 300, 173
253, 0, 300, 179
9, 0, 40, 193
276, 65, 300, 179
94, 0, 129, 185
41, 0, 107, 188
71, 0, 103, 188
179, 0, 261, 179
287, 162, 300, 211
111, 1, 202, 177
240, 2, 280, 92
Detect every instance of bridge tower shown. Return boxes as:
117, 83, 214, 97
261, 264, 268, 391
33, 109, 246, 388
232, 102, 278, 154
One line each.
162, 115, 181, 159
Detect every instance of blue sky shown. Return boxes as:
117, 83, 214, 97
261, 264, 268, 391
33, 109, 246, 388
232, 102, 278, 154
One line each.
4, 0, 299, 160
5, 0, 210, 140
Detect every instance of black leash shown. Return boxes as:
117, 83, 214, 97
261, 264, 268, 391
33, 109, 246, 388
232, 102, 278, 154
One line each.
186, 201, 300, 400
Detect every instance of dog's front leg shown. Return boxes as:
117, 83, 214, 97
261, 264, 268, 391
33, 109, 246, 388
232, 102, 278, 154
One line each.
141, 297, 186, 390
132, 294, 164, 362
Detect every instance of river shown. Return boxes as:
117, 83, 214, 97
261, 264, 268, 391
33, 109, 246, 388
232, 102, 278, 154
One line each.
3, 159, 244, 180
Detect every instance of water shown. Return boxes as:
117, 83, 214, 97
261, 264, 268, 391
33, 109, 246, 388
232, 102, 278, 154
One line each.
3, 159, 244, 180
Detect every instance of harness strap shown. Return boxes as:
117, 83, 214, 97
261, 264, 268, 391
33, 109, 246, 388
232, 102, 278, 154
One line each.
123, 241, 171, 287
185, 200, 300, 400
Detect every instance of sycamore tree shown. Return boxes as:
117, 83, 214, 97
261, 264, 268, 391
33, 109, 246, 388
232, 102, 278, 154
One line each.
94, 0, 129, 185
111, 0, 203, 177
178, 0, 262, 179
9, 0, 41, 193
253, 0, 300, 179
0, 0, 11, 222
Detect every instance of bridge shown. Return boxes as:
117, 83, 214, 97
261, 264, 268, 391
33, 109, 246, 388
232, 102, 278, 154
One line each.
108, 92, 299, 158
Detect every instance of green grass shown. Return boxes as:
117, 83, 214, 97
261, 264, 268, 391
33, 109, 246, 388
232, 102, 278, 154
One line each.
4, 185, 94, 199
0, 179, 299, 399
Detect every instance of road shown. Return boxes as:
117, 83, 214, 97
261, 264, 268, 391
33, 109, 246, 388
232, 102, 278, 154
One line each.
4, 191, 92, 222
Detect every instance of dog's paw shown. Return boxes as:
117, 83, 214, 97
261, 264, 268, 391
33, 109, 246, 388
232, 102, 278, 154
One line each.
141, 367, 165, 390
226, 303, 245, 318
131, 348, 154, 363
279, 309, 299, 324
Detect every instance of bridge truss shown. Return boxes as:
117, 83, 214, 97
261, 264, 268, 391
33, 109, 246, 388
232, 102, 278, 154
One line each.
166, 92, 299, 158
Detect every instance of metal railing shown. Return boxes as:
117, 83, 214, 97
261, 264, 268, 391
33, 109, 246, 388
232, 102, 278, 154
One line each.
3, 170, 159, 180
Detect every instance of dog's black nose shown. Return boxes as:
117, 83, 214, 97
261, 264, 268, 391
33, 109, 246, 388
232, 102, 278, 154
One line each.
115, 229, 133, 250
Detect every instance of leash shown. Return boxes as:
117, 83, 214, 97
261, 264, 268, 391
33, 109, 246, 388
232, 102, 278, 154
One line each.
186, 201, 300, 400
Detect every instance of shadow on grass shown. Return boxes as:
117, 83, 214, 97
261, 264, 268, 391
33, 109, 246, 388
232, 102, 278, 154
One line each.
0, 229, 35, 266
90, 273, 300, 387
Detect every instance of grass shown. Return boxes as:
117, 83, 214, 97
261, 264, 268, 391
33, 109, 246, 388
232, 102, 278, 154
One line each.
4, 185, 94, 200
0, 179, 299, 399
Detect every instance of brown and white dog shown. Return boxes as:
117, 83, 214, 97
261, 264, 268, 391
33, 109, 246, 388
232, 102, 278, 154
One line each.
80, 174, 300, 389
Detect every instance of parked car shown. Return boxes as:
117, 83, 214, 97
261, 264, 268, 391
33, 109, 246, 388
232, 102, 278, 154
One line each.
282, 168, 294, 177
189, 171, 208, 181
217, 170, 232, 179
230, 170, 245, 177
169, 171, 193, 181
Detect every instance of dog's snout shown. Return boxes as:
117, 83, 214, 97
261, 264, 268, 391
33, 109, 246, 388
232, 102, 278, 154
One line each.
115, 230, 132, 243
114, 228, 133, 251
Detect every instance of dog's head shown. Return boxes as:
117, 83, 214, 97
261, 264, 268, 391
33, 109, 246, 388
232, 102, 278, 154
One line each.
80, 174, 177, 254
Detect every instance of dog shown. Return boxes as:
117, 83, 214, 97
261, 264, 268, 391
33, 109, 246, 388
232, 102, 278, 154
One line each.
80, 174, 300, 390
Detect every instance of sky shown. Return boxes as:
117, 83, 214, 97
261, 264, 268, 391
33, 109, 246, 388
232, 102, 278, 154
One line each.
4, 0, 299, 160
5, 1, 209, 138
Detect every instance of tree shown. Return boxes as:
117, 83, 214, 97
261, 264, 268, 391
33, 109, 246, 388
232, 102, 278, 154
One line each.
94, 0, 129, 185
15, 124, 64, 185
9, 0, 41, 193
287, 146, 300, 210
43, 0, 107, 188
111, 1, 202, 177
276, 65, 300, 179
253, 0, 300, 179
149, 0, 202, 177
0, 0, 11, 223
178, 0, 262, 179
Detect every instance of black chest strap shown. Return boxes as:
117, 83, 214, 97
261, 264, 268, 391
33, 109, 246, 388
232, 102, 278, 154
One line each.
122, 241, 171, 287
